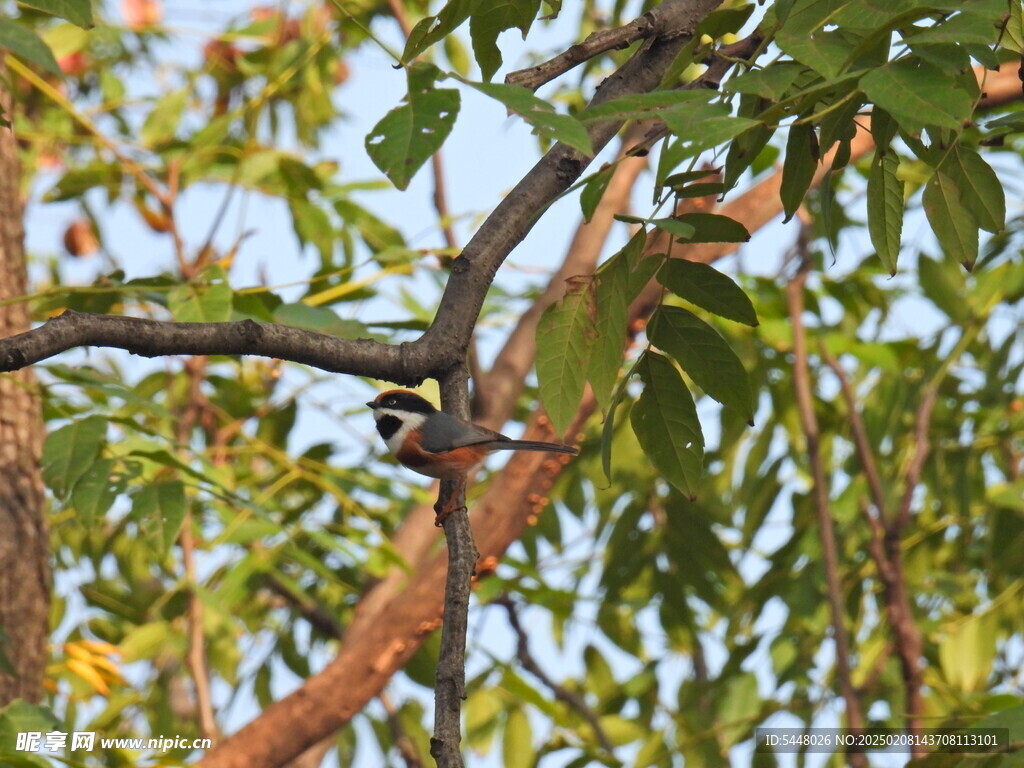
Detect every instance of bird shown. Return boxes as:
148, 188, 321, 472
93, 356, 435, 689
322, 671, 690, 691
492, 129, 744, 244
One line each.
367, 389, 578, 523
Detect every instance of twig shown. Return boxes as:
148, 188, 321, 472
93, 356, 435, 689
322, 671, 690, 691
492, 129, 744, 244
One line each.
430, 151, 460, 255
785, 235, 867, 765
175, 357, 219, 744
822, 351, 888, 519
381, 691, 425, 768
895, 386, 937, 535
262, 573, 344, 639
506, 9, 664, 91
496, 596, 615, 755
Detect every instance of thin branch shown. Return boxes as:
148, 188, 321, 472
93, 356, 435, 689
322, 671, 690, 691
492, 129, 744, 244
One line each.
496, 596, 614, 756
894, 386, 937, 535
822, 351, 888, 519
175, 357, 219, 744
506, 8, 664, 91
431, 151, 460, 256
262, 573, 344, 639
785, 238, 867, 764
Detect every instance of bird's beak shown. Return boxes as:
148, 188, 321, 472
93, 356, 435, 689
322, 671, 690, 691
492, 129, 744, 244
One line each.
366, 401, 378, 409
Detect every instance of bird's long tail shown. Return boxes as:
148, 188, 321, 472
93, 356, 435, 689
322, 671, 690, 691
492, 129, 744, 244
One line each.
492, 440, 578, 455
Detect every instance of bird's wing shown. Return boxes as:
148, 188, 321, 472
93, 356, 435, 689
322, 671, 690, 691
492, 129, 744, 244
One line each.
419, 411, 509, 453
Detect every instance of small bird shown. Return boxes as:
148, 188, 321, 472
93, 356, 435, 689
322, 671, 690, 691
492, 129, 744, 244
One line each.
367, 390, 578, 521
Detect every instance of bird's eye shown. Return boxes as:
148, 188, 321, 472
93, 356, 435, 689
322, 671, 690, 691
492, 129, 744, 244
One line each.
385, 398, 396, 407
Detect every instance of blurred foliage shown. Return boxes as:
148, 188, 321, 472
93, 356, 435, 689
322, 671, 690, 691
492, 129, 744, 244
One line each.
0, 0, 1022, 767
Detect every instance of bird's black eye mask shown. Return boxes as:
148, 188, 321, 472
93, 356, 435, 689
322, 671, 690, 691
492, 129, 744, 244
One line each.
376, 414, 402, 440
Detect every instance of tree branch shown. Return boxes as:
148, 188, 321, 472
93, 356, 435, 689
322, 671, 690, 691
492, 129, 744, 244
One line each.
431, 367, 476, 768
785, 236, 867, 765
175, 357, 219, 744
822, 351, 888, 520
0, 310, 437, 384
895, 386, 937, 535
496, 596, 614, 756
422, 0, 724, 360
505, 6, 668, 91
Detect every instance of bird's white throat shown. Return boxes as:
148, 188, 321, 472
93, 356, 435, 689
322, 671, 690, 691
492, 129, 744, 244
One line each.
374, 408, 428, 455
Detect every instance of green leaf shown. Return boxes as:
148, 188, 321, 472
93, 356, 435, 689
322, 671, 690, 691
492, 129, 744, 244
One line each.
585, 92, 755, 167
140, 90, 187, 147
132, 481, 187, 555
119, 620, 172, 662
723, 93, 775, 191
502, 707, 534, 768
939, 611, 997, 693
41, 416, 107, 499
780, 123, 818, 223
941, 145, 1005, 234
867, 151, 903, 275
17, 0, 93, 27
0, 19, 61, 75
537, 277, 594, 435
918, 252, 968, 321
579, 165, 614, 222
647, 216, 696, 239
468, 81, 592, 155
289, 198, 334, 261
657, 260, 758, 326
1006, 0, 1024, 54
776, 1, 860, 79
169, 264, 232, 322
365, 63, 461, 190
923, 168, 979, 269
70, 458, 122, 527
716, 672, 760, 746
469, 0, 541, 82
861, 58, 973, 132
273, 303, 368, 338
630, 351, 704, 498
0, 700, 60, 762
670, 213, 750, 244
648, 306, 755, 424
724, 62, 807, 101
403, 0, 475, 62
587, 235, 660, 410
908, 6, 1003, 46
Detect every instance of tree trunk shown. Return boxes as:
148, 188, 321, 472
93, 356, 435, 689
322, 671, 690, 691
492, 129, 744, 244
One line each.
0, 70, 51, 705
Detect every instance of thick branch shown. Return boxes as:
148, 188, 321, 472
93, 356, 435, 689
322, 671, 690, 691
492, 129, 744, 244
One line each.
785, 242, 867, 762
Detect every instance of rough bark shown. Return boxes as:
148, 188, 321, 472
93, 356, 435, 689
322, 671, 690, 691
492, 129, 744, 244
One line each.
0, 69, 50, 705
